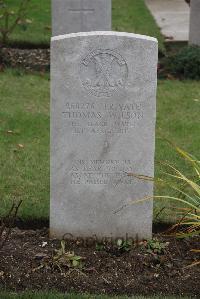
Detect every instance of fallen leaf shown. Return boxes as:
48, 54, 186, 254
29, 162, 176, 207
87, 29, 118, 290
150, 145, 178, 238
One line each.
34, 253, 48, 260
17, 144, 24, 148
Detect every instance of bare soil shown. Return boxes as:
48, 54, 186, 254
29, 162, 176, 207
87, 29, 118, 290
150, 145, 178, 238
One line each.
0, 48, 50, 72
0, 228, 199, 297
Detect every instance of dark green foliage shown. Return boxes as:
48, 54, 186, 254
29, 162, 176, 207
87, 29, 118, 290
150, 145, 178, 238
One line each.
167, 46, 200, 79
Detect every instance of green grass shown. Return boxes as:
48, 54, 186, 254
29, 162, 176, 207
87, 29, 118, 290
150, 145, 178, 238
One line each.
0, 292, 192, 299
0, 0, 165, 52
0, 70, 199, 222
154, 80, 200, 222
0, 70, 50, 219
0, 0, 51, 46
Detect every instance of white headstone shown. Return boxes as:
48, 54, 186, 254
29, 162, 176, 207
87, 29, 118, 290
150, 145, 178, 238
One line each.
50, 31, 158, 240
52, 0, 111, 36
189, 0, 200, 46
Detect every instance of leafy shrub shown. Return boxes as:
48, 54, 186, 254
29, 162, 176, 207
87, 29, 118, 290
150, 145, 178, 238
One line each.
166, 46, 200, 79
0, 0, 31, 45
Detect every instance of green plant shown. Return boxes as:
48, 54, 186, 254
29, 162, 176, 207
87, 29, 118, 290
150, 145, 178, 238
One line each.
95, 242, 105, 251
157, 144, 200, 239
0, 0, 31, 44
95, 239, 133, 253
96, 239, 133, 252
133, 143, 200, 236
142, 238, 168, 255
166, 46, 200, 79
116, 238, 133, 252
132, 141, 200, 266
53, 240, 84, 269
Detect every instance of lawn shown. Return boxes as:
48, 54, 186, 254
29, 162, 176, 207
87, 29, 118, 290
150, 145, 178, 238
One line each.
0, 292, 192, 299
0, 70, 50, 220
155, 79, 200, 221
0, 0, 165, 52
0, 70, 199, 222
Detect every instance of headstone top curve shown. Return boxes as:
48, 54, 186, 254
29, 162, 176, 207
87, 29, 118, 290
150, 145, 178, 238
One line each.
51, 31, 158, 43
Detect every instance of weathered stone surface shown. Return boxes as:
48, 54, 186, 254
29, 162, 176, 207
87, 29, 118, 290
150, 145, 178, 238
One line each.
52, 0, 111, 36
50, 31, 158, 240
189, 0, 200, 46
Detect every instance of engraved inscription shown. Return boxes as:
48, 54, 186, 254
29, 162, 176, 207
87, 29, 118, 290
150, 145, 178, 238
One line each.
80, 50, 128, 97
62, 101, 144, 135
70, 160, 134, 185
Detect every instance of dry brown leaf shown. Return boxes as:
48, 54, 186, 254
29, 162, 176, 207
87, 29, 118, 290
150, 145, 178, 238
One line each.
17, 144, 24, 148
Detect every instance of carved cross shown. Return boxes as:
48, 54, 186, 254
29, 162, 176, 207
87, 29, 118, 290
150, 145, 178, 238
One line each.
68, 0, 95, 28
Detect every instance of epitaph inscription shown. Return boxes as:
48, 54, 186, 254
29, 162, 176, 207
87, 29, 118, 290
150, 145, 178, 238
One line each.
51, 32, 158, 240
70, 159, 134, 185
80, 50, 128, 97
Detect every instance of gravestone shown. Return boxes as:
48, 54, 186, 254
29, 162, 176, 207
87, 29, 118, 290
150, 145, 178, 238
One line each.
52, 0, 111, 36
189, 0, 200, 46
50, 31, 158, 240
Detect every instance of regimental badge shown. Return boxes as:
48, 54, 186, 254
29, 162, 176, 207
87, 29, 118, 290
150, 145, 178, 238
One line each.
80, 49, 128, 97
